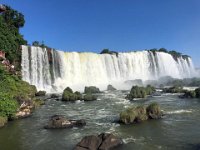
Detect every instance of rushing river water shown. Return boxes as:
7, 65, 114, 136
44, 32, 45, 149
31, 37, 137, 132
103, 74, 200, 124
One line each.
0, 91, 200, 150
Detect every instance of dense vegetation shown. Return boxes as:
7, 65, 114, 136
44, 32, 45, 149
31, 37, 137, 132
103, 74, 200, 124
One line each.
126, 85, 155, 100
100, 49, 118, 57
148, 48, 190, 61
163, 86, 185, 93
0, 64, 36, 121
32, 41, 52, 49
0, 5, 27, 69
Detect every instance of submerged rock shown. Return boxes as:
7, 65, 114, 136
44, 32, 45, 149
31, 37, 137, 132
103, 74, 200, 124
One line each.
107, 84, 117, 91
119, 102, 162, 124
44, 115, 86, 129
75, 133, 123, 150
84, 86, 101, 94
35, 91, 46, 96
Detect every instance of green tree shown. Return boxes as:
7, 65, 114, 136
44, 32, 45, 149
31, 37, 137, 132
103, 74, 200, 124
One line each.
0, 5, 27, 68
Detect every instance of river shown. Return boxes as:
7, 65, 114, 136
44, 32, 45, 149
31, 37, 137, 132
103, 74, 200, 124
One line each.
0, 91, 200, 150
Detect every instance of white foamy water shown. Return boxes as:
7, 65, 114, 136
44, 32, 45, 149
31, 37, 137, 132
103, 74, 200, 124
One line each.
165, 109, 193, 114
21, 46, 197, 92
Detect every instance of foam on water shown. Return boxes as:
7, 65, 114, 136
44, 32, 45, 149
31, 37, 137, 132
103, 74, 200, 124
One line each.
165, 109, 193, 114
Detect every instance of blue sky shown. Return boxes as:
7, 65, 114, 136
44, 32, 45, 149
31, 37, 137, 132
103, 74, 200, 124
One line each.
1, 0, 200, 67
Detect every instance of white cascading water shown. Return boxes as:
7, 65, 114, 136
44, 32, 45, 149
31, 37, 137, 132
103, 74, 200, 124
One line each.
21, 45, 197, 92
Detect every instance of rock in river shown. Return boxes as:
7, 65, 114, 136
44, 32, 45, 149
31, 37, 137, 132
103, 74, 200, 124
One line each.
44, 115, 86, 129
75, 133, 123, 150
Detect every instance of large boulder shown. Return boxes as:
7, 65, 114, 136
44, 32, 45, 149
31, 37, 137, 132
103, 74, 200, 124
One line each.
126, 85, 155, 100
98, 133, 123, 150
146, 103, 162, 119
107, 85, 116, 91
62, 87, 82, 101
75, 133, 123, 150
84, 86, 101, 94
119, 106, 148, 124
44, 115, 86, 129
35, 91, 46, 96
120, 103, 162, 124
75, 135, 102, 150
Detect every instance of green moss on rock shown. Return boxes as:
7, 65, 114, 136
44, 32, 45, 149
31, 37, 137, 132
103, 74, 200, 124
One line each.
84, 86, 101, 94
126, 85, 155, 100
146, 102, 162, 119
120, 103, 162, 124
62, 87, 83, 101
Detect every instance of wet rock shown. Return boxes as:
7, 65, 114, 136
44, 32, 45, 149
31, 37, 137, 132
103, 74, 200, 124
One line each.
62, 87, 82, 101
35, 91, 46, 96
50, 93, 60, 99
75, 133, 123, 150
83, 94, 97, 101
75, 135, 102, 150
84, 86, 101, 94
15, 101, 34, 118
107, 85, 116, 91
98, 133, 123, 150
120, 102, 162, 124
44, 115, 86, 129
146, 102, 162, 119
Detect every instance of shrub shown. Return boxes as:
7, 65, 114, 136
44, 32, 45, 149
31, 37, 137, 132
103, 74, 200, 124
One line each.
126, 85, 155, 100
0, 93, 18, 119
146, 102, 162, 119
119, 103, 162, 124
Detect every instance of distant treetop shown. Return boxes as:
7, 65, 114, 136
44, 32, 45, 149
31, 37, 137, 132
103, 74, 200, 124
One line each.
100, 49, 118, 57
148, 48, 190, 61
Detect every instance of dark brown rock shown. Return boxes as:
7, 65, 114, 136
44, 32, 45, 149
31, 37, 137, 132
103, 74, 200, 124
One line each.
74, 133, 123, 150
98, 133, 123, 150
44, 115, 86, 129
76, 135, 102, 150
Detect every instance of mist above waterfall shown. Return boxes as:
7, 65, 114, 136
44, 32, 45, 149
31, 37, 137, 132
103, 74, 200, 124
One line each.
21, 46, 197, 92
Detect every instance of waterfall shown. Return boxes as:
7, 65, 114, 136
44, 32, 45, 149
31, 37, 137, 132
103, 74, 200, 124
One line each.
21, 46, 197, 92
